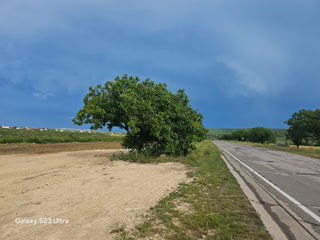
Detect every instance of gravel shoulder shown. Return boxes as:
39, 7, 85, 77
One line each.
0, 149, 190, 240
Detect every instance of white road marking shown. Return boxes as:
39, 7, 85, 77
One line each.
215, 141, 320, 224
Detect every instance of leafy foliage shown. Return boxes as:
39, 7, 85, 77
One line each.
220, 127, 275, 144
248, 127, 276, 144
73, 74, 207, 155
285, 109, 320, 148
207, 128, 286, 142
306, 109, 320, 144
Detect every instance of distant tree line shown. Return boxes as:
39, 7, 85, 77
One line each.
285, 109, 320, 148
220, 127, 276, 144
219, 109, 320, 148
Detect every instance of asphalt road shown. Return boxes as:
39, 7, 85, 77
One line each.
214, 140, 320, 237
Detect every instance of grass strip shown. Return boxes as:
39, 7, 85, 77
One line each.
111, 140, 272, 240
0, 128, 123, 144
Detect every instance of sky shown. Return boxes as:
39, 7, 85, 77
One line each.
1, 0, 320, 130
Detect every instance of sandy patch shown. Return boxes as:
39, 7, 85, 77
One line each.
0, 149, 190, 239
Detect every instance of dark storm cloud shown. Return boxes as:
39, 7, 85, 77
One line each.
0, 0, 319, 128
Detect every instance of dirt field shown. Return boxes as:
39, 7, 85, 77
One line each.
0, 149, 191, 240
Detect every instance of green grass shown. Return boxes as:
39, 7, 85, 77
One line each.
231, 141, 320, 160
111, 140, 272, 240
0, 128, 123, 144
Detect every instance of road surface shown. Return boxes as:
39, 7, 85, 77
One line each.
214, 140, 320, 239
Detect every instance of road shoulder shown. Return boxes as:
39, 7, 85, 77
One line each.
218, 145, 318, 240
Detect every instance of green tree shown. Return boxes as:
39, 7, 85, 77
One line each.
306, 109, 320, 145
248, 127, 276, 144
73, 74, 207, 155
230, 129, 249, 141
285, 110, 310, 148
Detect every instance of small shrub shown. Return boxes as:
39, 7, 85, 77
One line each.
112, 150, 155, 163
248, 127, 276, 144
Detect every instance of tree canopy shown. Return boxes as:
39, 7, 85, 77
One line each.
306, 109, 320, 144
220, 127, 275, 144
73, 75, 207, 155
285, 109, 320, 148
248, 127, 275, 144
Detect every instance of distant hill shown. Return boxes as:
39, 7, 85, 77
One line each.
207, 128, 242, 136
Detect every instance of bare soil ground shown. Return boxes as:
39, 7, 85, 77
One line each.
0, 149, 190, 240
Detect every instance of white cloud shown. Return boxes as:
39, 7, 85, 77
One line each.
217, 58, 267, 95
32, 92, 54, 99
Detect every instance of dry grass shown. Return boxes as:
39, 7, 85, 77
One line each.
0, 141, 122, 155
289, 145, 320, 150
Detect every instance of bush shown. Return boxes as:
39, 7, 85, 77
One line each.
221, 129, 249, 141
231, 129, 249, 141
220, 127, 276, 144
248, 127, 276, 144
